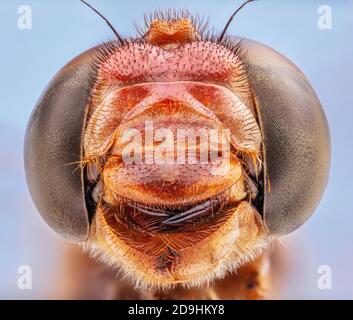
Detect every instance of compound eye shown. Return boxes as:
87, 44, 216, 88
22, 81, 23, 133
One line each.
24, 49, 100, 241
245, 39, 330, 235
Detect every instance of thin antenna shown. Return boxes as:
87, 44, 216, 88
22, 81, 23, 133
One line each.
80, 0, 124, 44
219, 0, 256, 42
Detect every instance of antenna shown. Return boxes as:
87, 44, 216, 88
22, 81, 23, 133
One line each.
219, 0, 257, 42
80, 0, 124, 44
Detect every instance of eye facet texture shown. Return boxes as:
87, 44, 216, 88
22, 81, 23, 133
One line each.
24, 49, 98, 241
244, 38, 330, 235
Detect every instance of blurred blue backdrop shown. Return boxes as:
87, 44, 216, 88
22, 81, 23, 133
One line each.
0, 0, 352, 299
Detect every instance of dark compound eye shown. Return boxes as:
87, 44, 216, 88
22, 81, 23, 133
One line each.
245, 39, 330, 235
24, 50, 98, 241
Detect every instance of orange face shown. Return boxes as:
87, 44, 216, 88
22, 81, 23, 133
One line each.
83, 13, 269, 288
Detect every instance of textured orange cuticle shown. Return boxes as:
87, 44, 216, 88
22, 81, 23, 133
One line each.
82, 15, 267, 289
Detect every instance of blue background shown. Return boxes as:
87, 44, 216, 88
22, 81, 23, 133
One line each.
0, 0, 352, 299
